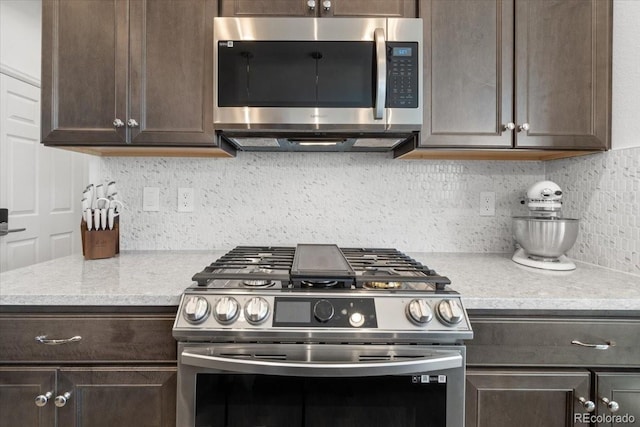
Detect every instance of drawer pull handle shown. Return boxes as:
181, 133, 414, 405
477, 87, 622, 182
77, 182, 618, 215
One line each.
571, 340, 615, 350
35, 335, 82, 345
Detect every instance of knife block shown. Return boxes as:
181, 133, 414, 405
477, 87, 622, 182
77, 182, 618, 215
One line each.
80, 218, 119, 260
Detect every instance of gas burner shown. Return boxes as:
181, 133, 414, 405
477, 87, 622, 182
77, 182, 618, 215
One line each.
256, 264, 277, 269
364, 266, 401, 275
302, 280, 339, 288
242, 278, 275, 287
242, 267, 276, 287
363, 281, 403, 289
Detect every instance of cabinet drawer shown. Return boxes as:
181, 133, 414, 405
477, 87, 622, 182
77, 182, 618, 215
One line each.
0, 314, 176, 363
466, 317, 640, 368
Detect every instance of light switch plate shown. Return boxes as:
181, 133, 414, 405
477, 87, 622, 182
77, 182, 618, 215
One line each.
143, 187, 160, 212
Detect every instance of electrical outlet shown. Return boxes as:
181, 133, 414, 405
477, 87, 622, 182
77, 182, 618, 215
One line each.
142, 187, 160, 212
177, 187, 195, 212
479, 192, 495, 216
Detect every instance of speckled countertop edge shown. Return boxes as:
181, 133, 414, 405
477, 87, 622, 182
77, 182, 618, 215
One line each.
1, 251, 639, 311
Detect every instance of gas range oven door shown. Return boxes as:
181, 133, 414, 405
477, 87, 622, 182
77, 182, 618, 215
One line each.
177, 343, 466, 427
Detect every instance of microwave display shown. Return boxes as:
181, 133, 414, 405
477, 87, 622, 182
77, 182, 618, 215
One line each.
392, 47, 412, 56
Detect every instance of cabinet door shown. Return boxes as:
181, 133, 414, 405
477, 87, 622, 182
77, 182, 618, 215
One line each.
41, 0, 128, 145
466, 369, 591, 427
129, 0, 216, 145
323, 0, 416, 17
595, 372, 640, 426
419, 0, 513, 148
0, 368, 56, 427
219, 0, 314, 17
219, 0, 416, 17
514, 0, 612, 149
56, 367, 176, 427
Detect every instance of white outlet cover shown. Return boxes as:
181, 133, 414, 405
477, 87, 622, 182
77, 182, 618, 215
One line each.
479, 191, 495, 216
178, 187, 195, 212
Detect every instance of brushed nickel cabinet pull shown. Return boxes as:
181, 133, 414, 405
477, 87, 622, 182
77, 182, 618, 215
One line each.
35, 391, 53, 407
571, 340, 615, 350
54, 392, 72, 408
600, 397, 620, 413
35, 335, 82, 345
577, 396, 595, 412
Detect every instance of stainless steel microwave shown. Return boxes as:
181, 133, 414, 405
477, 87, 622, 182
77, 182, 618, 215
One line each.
213, 17, 423, 151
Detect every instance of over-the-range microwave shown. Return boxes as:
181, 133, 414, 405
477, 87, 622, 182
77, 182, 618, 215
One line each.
213, 17, 423, 152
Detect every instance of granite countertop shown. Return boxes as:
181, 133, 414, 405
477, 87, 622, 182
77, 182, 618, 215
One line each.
1, 251, 639, 311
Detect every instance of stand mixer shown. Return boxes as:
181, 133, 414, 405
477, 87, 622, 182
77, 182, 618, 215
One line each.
512, 181, 579, 271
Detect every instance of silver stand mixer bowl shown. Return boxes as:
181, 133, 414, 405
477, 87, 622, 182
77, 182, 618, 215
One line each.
512, 217, 579, 260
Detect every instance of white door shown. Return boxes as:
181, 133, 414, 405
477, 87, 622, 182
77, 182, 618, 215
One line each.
0, 73, 88, 272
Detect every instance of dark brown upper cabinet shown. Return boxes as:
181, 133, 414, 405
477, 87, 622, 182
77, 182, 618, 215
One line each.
219, 0, 416, 18
419, 0, 612, 152
41, 0, 230, 155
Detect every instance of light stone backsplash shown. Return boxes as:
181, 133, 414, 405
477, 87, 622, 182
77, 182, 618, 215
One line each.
101, 153, 544, 254
546, 147, 640, 275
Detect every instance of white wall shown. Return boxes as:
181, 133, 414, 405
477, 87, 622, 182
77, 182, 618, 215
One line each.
1, 0, 91, 269
0, 0, 42, 85
611, 0, 640, 150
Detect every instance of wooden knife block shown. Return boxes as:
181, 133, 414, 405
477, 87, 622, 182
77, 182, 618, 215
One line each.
80, 218, 119, 260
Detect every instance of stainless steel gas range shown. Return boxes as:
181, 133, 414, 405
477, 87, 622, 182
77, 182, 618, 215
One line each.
173, 244, 473, 427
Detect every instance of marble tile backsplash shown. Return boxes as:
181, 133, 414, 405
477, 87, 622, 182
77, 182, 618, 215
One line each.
546, 147, 640, 275
101, 153, 544, 253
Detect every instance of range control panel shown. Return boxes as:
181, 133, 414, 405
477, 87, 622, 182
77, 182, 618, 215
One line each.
174, 291, 473, 339
386, 42, 419, 108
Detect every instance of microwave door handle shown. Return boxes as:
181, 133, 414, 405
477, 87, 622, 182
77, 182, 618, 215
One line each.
181, 350, 462, 377
374, 27, 386, 120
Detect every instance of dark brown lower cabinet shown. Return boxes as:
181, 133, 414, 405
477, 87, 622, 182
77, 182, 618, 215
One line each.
0, 311, 177, 427
594, 372, 640, 427
465, 314, 640, 427
466, 369, 591, 427
0, 367, 176, 427
0, 368, 56, 427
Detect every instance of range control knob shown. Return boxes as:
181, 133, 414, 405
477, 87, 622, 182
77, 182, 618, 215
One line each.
313, 299, 334, 323
183, 296, 210, 323
214, 297, 240, 324
349, 312, 365, 328
244, 297, 270, 325
437, 299, 464, 325
406, 299, 433, 325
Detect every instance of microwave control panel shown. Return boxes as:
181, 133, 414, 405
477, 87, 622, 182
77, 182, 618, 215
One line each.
386, 42, 419, 108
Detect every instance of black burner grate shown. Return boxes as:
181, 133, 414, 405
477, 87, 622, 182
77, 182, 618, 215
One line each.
191, 245, 451, 290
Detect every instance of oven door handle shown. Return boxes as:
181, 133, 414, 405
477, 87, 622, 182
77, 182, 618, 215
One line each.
181, 349, 462, 377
